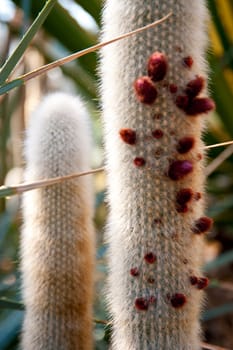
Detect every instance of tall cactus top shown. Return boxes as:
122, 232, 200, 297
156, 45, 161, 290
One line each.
101, 1, 214, 349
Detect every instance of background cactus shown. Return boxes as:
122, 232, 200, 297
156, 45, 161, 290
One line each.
21, 93, 95, 350
101, 1, 214, 348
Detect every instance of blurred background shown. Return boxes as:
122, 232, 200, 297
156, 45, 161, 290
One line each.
0, 1, 232, 349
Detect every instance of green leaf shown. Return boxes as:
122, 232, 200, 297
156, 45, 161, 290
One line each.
12, 0, 98, 76
75, 0, 101, 24
204, 250, 233, 272
36, 41, 97, 99
0, 79, 23, 95
0, 0, 57, 85
202, 303, 233, 321
0, 185, 17, 198
208, 194, 233, 217
0, 212, 12, 243
0, 298, 24, 311
208, 0, 233, 70
209, 56, 233, 137
0, 311, 23, 349
208, 0, 231, 52
103, 323, 112, 343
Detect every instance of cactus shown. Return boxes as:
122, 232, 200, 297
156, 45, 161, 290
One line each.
21, 93, 95, 350
101, 1, 214, 349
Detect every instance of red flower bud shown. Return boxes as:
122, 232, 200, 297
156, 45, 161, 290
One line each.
192, 217, 213, 234
134, 76, 157, 104
148, 52, 168, 82
119, 128, 136, 145
168, 160, 193, 180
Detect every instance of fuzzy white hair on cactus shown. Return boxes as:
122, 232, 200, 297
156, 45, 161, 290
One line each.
21, 92, 95, 350
101, 1, 214, 349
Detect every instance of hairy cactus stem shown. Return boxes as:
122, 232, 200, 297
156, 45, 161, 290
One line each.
101, 1, 214, 349
21, 93, 95, 350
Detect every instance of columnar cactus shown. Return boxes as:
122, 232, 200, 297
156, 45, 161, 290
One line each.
101, 1, 214, 349
21, 93, 95, 350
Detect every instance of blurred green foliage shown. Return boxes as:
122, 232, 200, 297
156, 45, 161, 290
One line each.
0, 0, 233, 349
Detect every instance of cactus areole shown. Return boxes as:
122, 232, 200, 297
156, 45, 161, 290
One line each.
101, 1, 214, 349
